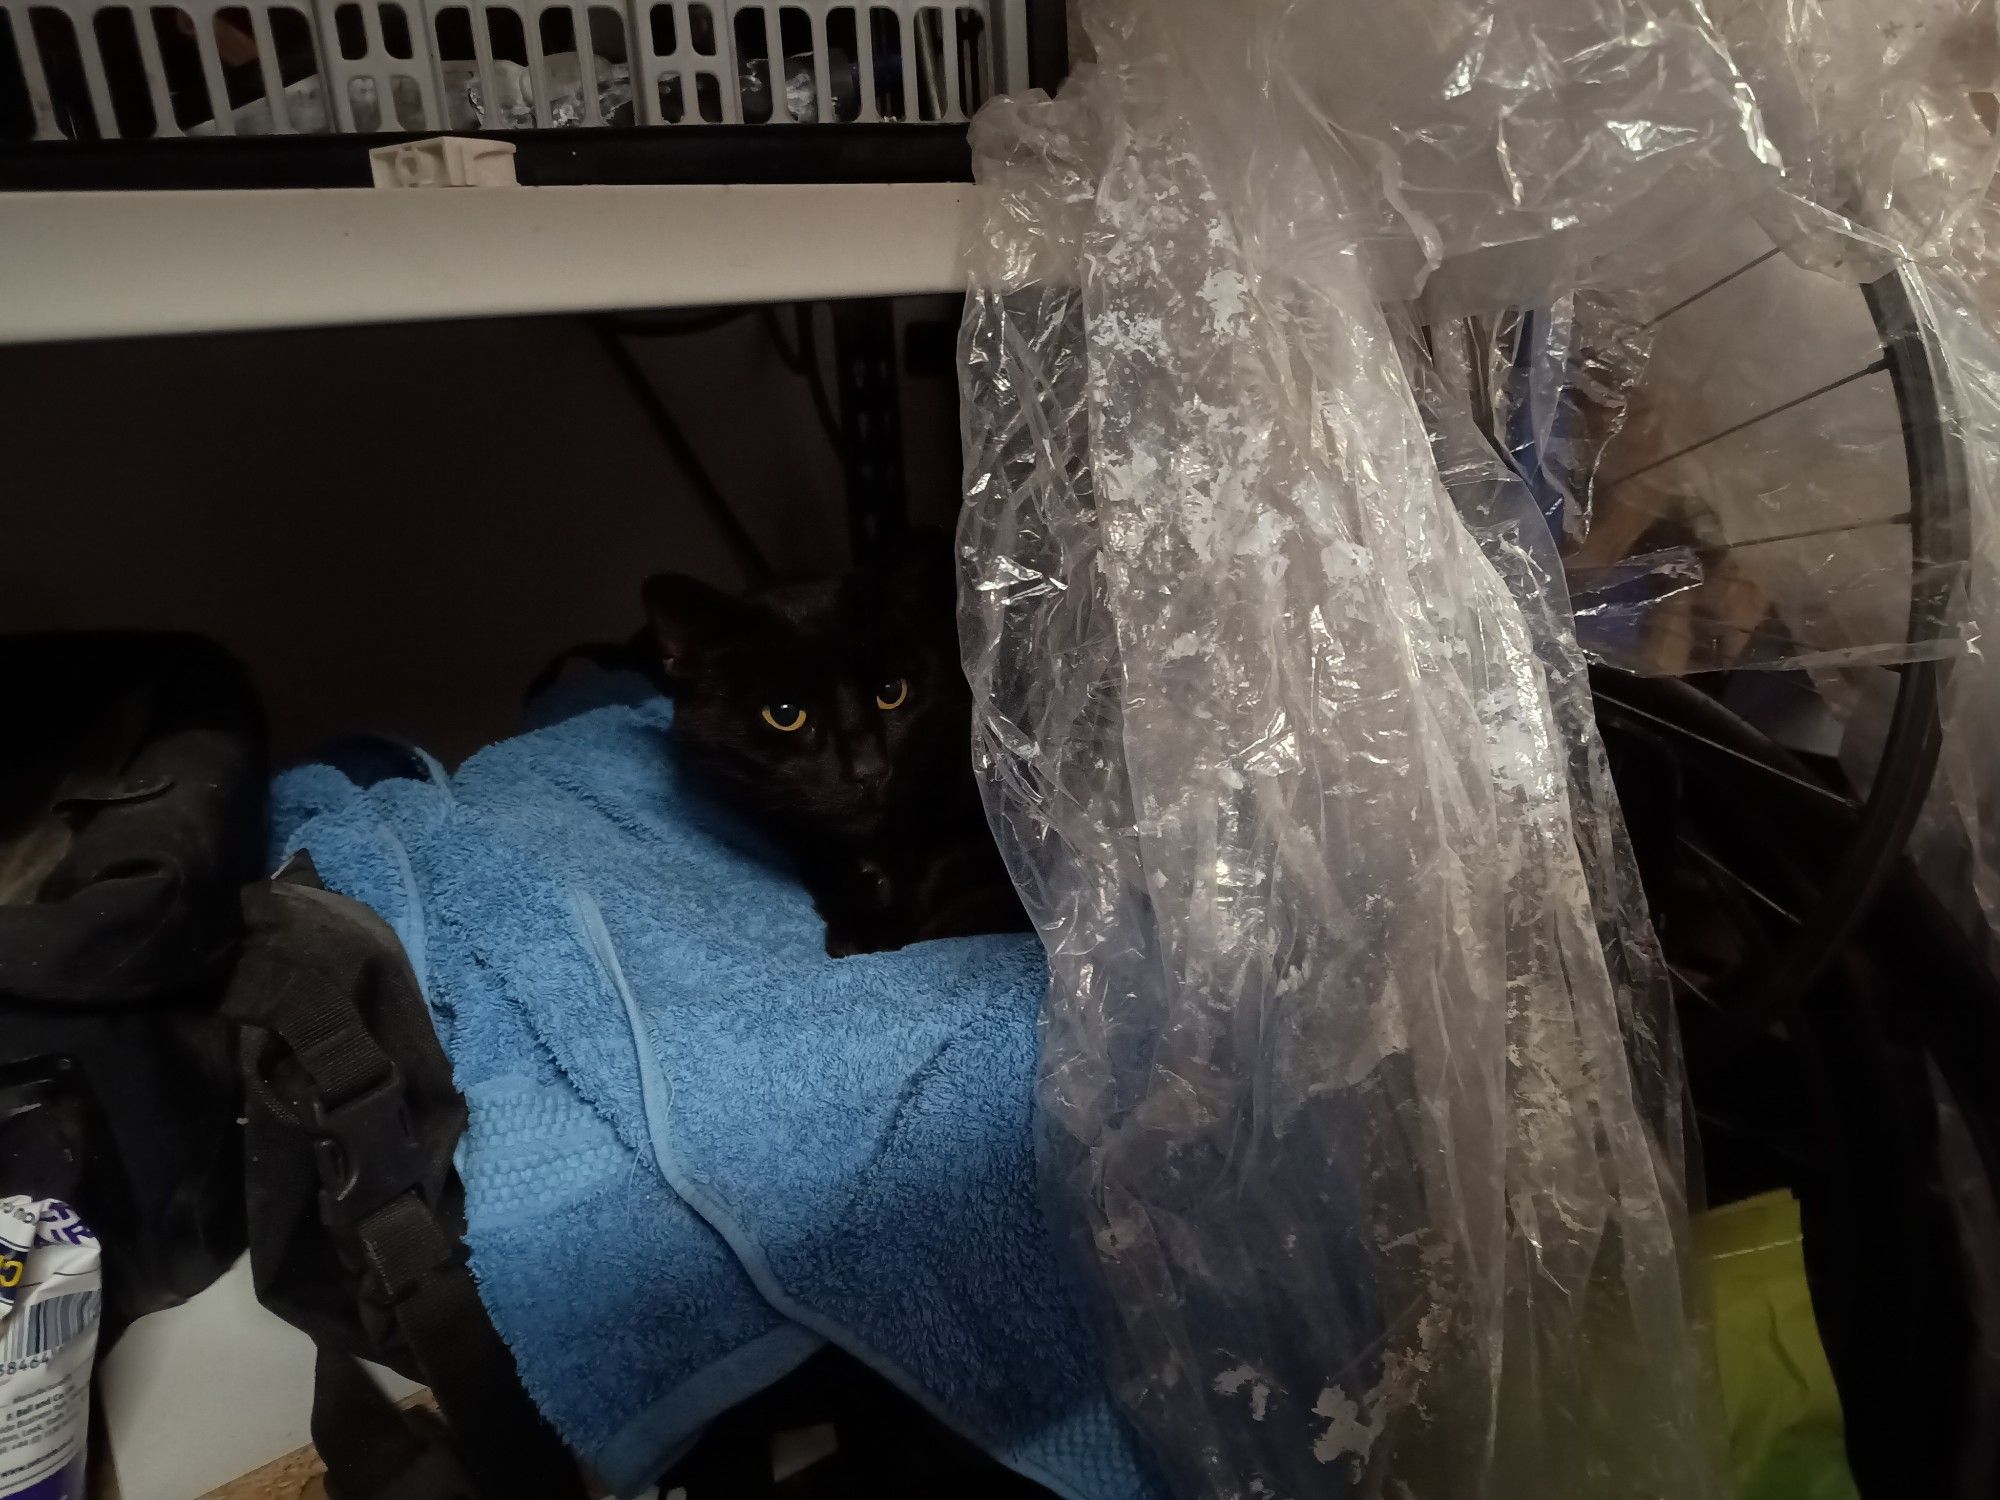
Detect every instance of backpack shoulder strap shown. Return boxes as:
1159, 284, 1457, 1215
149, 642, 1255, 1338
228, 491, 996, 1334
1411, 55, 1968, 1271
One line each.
228, 859, 583, 1500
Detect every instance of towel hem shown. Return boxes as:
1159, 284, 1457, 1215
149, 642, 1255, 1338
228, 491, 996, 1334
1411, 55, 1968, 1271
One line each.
594, 1322, 826, 1494
573, 890, 1105, 1500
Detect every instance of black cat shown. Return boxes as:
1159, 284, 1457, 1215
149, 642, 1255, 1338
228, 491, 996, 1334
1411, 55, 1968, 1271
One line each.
641, 555, 1026, 956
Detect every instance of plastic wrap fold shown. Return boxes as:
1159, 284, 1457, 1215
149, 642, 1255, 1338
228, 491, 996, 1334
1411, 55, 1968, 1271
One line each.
958, 1, 2000, 1494
957, 4, 1728, 1494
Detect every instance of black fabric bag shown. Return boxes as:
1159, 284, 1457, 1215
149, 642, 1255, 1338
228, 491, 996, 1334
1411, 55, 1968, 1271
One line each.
227, 854, 584, 1500
0, 631, 265, 1341
0, 633, 575, 1498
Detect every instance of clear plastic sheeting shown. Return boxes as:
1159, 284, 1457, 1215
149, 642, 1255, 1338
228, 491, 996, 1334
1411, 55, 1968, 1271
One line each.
1393, 0, 1998, 680
1715, 0, 2000, 260
1075, 0, 1782, 312
957, 6, 1718, 1495
1473, 292, 1656, 549
959, 0, 2000, 1493
1553, 227, 1970, 676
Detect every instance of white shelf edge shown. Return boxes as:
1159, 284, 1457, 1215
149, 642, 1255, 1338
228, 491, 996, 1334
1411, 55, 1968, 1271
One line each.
0, 181, 978, 346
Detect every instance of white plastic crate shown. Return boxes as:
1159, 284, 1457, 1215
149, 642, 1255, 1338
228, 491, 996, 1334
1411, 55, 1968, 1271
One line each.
0, 0, 1027, 140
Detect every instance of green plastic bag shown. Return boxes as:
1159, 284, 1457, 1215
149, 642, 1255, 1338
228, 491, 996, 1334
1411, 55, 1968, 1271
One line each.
1697, 1191, 1860, 1500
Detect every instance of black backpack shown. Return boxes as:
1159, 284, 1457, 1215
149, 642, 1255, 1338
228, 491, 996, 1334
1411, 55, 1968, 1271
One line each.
0, 632, 263, 1341
0, 632, 579, 1498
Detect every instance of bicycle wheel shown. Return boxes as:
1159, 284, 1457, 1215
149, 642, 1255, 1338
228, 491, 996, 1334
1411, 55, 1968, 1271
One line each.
1489, 223, 1970, 1032
1471, 226, 1996, 1500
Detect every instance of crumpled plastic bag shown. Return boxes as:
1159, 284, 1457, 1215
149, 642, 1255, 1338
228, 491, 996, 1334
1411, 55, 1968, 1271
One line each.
958, 0, 2000, 1495
958, 4, 1731, 1495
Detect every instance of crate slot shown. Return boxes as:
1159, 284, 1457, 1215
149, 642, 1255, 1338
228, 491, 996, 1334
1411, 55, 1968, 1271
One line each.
0, 0, 1017, 138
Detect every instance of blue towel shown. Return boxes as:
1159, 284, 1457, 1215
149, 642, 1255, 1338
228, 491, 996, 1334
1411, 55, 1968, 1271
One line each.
272, 681, 1164, 1500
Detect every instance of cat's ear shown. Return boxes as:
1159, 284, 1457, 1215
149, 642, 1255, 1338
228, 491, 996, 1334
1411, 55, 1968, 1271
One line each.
642, 573, 744, 686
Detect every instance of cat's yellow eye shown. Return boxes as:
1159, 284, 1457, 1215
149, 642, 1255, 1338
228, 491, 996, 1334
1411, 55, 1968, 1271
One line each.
761, 704, 808, 733
875, 678, 910, 712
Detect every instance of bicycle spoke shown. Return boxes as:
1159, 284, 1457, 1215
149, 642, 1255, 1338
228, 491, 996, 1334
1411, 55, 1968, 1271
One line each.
1679, 836, 1805, 926
1644, 246, 1781, 328
1592, 690, 1859, 810
1708, 511, 1913, 551
1603, 358, 1890, 491
1668, 962, 1725, 1011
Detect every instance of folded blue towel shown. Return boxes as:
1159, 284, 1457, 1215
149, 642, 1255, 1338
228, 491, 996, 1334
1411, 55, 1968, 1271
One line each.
272, 680, 1164, 1500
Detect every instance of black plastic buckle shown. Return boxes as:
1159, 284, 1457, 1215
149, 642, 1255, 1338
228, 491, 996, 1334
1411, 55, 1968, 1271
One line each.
311, 1068, 427, 1230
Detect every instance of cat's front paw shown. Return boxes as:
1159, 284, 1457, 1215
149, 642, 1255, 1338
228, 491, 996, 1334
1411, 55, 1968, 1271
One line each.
822, 921, 909, 958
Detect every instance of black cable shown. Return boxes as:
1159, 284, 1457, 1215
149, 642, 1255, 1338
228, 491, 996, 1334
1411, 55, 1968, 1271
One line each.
759, 306, 809, 374
793, 304, 844, 455
760, 304, 844, 454
590, 320, 775, 587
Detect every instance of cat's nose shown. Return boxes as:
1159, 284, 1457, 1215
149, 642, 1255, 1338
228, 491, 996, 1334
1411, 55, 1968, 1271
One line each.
846, 740, 890, 788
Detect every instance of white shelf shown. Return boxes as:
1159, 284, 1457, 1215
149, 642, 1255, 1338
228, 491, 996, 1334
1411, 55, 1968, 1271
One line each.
0, 181, 976, 345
